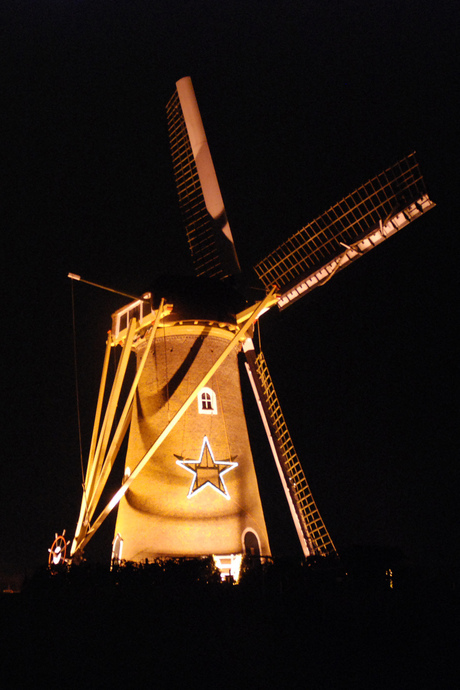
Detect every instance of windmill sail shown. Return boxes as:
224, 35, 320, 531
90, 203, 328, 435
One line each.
244, 341, 336, 558
254, 153, 435, 309
167, 77, 241, 280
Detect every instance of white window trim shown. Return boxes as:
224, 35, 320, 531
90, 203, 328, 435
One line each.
198, 387, 217, 415
242, 528, 261, 556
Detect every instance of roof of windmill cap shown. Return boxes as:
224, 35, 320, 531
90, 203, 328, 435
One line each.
150, 275, 246, 324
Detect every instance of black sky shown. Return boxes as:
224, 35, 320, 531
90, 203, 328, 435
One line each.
1, 0, 458, 581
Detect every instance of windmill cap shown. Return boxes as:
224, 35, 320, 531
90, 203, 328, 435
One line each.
150, 275, 244, 324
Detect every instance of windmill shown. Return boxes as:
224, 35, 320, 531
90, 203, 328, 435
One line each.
68, 77, 435, 575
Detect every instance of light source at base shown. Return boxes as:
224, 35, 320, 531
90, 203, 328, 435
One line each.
213, 554, 242, 582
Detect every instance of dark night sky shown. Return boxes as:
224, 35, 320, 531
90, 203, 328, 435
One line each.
1, 0, 458, 580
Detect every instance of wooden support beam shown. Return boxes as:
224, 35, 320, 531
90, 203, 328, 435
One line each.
86, 317, 137, 503
86, 300, 166, 522
72, 333, 113, 556
71, 319, 136, 556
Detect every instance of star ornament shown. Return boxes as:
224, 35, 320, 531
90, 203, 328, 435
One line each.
175, 436, 238, 500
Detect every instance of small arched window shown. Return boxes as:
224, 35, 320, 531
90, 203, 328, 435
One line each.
243, 530, 261, 557
198, 387, 217, 415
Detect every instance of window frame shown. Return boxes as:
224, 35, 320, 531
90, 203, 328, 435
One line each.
198, 387, 217, 415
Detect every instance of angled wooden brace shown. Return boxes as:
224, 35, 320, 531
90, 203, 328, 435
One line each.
85, 299, 166, 523
71, 303, 165, 557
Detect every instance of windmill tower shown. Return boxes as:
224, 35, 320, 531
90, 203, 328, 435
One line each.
69, 77, 434, 573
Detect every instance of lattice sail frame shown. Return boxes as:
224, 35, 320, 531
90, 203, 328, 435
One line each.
253, 351, 336, 557
254, 153, 435, 308
166, 77, 240, 280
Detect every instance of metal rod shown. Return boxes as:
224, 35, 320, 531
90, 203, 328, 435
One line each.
68, 273, 141, 301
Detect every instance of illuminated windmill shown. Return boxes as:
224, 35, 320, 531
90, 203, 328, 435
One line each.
69, 77, 434, 574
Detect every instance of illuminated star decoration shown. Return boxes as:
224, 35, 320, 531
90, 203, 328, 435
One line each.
175, 436, 238, 500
